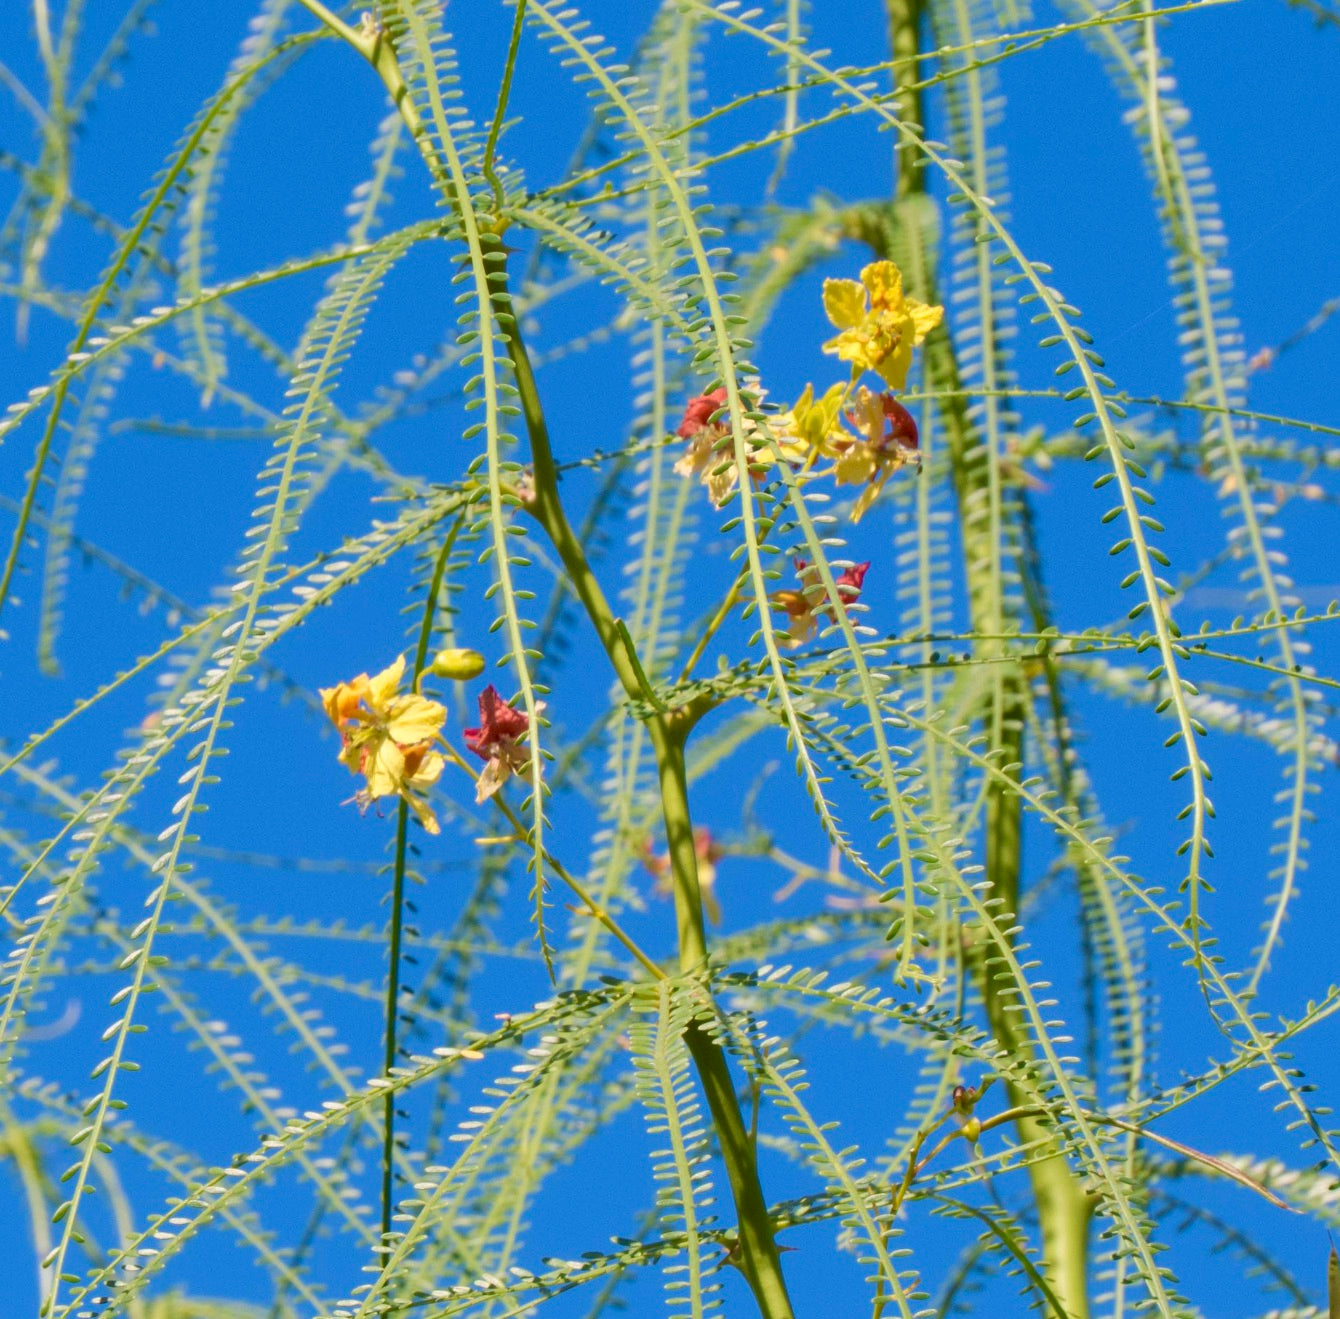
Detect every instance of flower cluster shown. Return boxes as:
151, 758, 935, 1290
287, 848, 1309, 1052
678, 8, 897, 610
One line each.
321, 652, 536, 826
320, 655, 447, 834
673, 260, 941, 523
672, 385, 804, 509
464, 685, 535, 804
771, 558, 870, 647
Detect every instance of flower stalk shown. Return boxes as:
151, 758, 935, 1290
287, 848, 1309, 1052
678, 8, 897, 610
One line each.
881, 2, 1094, 1313
294, 14, 797, 1304
499, 271, 797, 1319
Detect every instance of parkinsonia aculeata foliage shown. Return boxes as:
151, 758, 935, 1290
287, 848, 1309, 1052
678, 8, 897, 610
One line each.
0, 3, 1338, 1319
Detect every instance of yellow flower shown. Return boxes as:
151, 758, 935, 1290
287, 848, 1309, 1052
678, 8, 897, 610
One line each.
320, 656, 401, 728
832, 388, 921, 522
821, 261, 942, 389
357, 738, 445, 834
320, 655, 448, 834
672, 384, 805, 508
776, 382, 852, 462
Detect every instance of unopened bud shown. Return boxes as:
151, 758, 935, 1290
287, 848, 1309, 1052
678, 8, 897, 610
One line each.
430, 648, 486, 681
961, 1116, 982, 1143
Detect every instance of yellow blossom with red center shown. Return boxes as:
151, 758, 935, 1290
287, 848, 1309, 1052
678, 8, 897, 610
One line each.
672, 385, 805, 507
320, 655, 447, 834
833, 387, 921, 521
770, 557, 870, 647
821, 261, 942, 389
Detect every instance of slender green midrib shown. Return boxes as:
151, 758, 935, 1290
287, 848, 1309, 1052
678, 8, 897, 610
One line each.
1079, 2, 1311, 995
306, 8, 795, 1312
873, 3, 1096, 1310
42, 235, 388, 1311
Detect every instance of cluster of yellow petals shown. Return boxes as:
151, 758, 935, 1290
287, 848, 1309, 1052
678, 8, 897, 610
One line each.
776, 382, 849, 460
820, 260, 943, 390
320, 655, 447, 835
673, 261, 942, 523
770, 383, 922, 522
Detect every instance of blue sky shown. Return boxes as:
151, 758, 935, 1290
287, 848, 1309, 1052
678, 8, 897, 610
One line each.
2, 2, 1339, 1316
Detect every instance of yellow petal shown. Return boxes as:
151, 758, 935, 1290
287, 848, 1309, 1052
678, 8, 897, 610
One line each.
785, 382, 840, 453
336, 734, 365, 775
812, 384, 853, 456
850, 476, 887, 522
816, 381, 847, 418
706, 458, 741, 508
846, 387, 882, 444
822, 328, 878, 373
321, 675, 370, 727
874, 331, 915, 390
834, 444, 877, 487
364, 655, 406, 713
404, 747, 445, 790
786, 610, 817, 647
907, 298, 943, 342
474, 756, 508, 804
385, 693, 446, 745
674, 432, 712, 479
861, 261, 904, 312
405, 793, 441, 835
822, 278, 867, 330
363, 737, 404, 799
319, 684, 345, 726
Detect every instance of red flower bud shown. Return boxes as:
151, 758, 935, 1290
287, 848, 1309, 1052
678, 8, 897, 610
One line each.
837, 561, 870, 597
676, 387, 728, 438
464, 685, 529, 759
882, 396, 919, 451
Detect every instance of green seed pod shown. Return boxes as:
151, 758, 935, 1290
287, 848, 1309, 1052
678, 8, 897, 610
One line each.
429, 648, 486, 681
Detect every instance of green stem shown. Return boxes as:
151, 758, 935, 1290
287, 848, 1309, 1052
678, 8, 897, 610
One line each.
382, 526, 457, 1249
295, 2, 428, 146
305, 16, 795, 1312
382, 803, 409, 1251
499, 263, 795, 1319
885, 0, 926, 197
656, 730, 709, 969
656, 724, 792, 1313
686, 1023, 795, 1312
879, 0, 1094, 1312
444, 744, 667, 981
678, 576, 743, 683
483, 0, 527, 215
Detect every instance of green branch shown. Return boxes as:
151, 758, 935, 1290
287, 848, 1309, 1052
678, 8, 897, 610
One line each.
301, 14, 795, 1314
